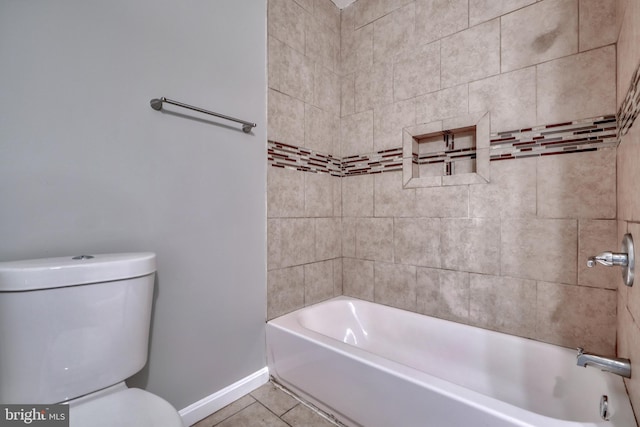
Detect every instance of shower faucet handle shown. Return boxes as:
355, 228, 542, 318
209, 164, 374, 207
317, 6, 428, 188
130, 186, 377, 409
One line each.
586, 234, 635, 287
586, 252, 628, 268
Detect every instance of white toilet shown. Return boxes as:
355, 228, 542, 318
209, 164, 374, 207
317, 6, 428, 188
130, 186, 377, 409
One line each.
0, 252, 183, 427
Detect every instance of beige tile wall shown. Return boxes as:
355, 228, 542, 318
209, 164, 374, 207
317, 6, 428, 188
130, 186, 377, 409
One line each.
616, 0, 640, 414
339, 0, 618, 355
267, 0, 343, 319
268, 0, 620, 361
342, 163, 617, 355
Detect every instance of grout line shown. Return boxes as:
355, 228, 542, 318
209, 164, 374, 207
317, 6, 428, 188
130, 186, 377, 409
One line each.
256, 400, 293, 427
203, 397, 257, 427
576, 0, 580, 52
279, 403, 299, 426
439, 37, 442, 89
534, 149, 539, 217
499, 16, 502, 73
270, 379, 346, 426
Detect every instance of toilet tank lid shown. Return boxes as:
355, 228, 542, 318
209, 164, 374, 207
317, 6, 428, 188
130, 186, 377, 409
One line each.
0, 252, 156, 292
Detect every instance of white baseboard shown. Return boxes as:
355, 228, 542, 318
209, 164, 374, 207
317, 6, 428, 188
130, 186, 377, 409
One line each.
178, 367, 269, 426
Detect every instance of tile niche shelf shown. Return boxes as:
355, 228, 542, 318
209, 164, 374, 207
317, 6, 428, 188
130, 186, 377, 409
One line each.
402, 112, 490, 188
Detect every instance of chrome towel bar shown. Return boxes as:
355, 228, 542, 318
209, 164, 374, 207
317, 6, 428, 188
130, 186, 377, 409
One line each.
150, 97, 256, 133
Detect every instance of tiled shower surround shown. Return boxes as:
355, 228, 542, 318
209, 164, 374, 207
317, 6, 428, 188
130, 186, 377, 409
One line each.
268, 0, 621, 364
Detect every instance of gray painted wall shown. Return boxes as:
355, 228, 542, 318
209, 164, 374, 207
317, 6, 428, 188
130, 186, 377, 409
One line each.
0, 0, 267, 410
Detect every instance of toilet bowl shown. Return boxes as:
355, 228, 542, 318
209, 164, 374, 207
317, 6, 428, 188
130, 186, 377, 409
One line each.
68, 383, 183, 427
0, 253, 183, 427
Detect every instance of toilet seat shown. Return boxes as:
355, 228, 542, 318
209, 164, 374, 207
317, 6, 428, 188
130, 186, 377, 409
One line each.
69, 387, 183, 427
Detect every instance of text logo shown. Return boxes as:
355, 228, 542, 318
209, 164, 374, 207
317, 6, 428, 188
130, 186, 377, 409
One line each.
1, 405, 68, 426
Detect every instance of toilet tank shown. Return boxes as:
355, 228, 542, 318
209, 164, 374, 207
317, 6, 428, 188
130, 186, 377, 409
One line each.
0, 253, 156, 404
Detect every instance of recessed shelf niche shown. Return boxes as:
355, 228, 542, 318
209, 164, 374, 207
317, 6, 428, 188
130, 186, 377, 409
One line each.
402, 112, 490, 188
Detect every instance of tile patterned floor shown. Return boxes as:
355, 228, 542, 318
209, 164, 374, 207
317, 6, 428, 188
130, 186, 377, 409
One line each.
191, 382, 338, 427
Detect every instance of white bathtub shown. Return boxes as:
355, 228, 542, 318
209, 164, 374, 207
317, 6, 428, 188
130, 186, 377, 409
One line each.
266, 297, 636, 427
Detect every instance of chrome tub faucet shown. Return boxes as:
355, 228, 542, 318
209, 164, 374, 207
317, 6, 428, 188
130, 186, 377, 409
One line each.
576, 347, 631, 378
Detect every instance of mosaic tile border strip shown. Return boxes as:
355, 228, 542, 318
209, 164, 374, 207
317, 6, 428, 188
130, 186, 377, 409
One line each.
413, 149, 477, 177
268, 116, 618, 175
618, 63, 640, 138
342, 148, 403, 176
415, 150, 477, 165
489, 115, 617, 161
268, 141, 342, 176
